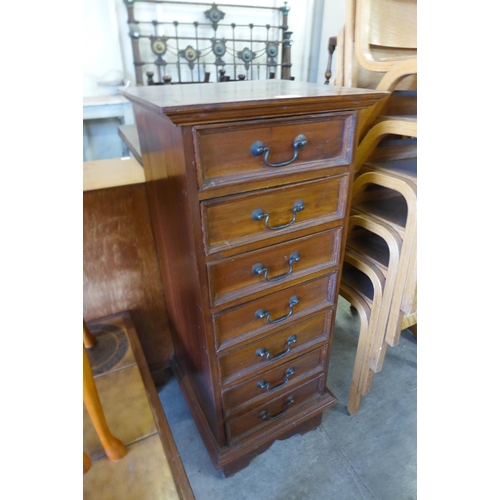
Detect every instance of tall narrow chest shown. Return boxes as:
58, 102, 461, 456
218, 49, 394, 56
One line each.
123, 80, 386, 476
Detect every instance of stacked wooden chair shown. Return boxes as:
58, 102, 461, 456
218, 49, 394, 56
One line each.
332, 0, 417, 414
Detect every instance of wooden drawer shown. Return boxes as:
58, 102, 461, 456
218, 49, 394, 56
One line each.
225, 375, 326, 442
222, 346, 327, 416
207, 228, 342, 308
217, 310, 333, 386
193, 113, 355, 190
201, 176, 349, 256
214, 273, 337, 349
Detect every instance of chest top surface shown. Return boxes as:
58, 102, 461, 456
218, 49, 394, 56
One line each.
121, 80, 388, 125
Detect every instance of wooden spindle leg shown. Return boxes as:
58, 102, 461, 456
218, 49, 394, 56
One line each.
83, 322, 96, 348
83, 452, 92, 474
83, 345, 126, 461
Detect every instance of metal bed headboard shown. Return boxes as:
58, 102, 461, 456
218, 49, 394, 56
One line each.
123, 0, 293, 85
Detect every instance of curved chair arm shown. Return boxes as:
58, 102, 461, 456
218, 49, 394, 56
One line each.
356, 118, 417, 171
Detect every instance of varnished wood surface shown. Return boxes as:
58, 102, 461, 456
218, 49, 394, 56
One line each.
118, 125, 142, 165
83, 183, 173, 374
207, 228, 342, 309
83, 157, 144, 192
214, 273, 336, 349
221, 346, 326, 415
217, 311, 332, 385
121, 80, 388, 125
201, 175, 348, 257
225, 376, 325, 442
193, 113, 352, 188
125, 81, 386, 475
132, 105, 223, 442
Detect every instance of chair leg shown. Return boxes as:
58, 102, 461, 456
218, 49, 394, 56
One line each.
83, 322, 97, 348
409, 324, 417, 339
83, 345, 126, 461
83, 452, 92, 474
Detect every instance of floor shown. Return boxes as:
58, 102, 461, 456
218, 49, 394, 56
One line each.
157, 296, 417, 500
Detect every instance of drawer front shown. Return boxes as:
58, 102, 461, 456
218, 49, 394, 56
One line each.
201, 176, 348, 256
207, 228, 342, 308
222, 346, 327, 415
217, 310, 333, 386
193, 113, 355, 189
214, 273, 337, 349
225, 376, 325, 442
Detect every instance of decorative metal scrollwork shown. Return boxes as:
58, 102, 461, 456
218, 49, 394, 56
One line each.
151, 37, 168, 56
179, 45, 201, 69
205, 4, 225, 25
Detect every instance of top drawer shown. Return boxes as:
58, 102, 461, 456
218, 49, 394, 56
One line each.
193, 113, 355, 190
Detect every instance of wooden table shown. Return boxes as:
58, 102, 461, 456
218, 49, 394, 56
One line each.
83, 311, 194, 500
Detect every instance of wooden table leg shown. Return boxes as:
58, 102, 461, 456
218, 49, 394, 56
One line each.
83, 344, 126, 461
83, 322, 97, 348
83, 452, 92, 474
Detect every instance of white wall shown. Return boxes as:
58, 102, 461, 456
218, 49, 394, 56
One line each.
83, 0, 127, 96
315, 0, 346, 84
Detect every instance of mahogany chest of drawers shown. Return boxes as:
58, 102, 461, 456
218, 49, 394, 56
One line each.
122, 81, 386, 476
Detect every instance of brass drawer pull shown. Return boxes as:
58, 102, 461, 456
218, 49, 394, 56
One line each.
255, 334, 297, 361
252, 251, 300, 282
255, 296, 299, 325
259, 396, 295, 421
257, 367, 295, 392
252, 200, 305, 231
250, 134, 308, 168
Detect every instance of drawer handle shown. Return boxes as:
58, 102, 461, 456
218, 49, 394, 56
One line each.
255, 334, 297, 361
250, 134, 307, 168
252, 251, 300, 282
257, 367, 295, 392
255, 296, 299, 326
259, 396, 295, 421
252, 200, 305, 231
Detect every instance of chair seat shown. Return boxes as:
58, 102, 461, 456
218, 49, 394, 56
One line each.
351, 194, 408, 237
361, 157, 417, 183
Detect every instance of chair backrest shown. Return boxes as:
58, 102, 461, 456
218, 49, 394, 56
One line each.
355, 0, 417, 73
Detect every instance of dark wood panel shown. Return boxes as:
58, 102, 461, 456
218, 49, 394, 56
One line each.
193, 113, 353, 188
121, 80, 388, 125
207, 228, 342, 309
133, 105, 224, 444
201, 175, 349, 256
83, 183, 172, 375
118, 124, 142, 165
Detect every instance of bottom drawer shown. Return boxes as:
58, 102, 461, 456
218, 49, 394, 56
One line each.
225, 375, 325, 443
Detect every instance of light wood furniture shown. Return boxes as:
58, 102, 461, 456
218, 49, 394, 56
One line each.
332, 0, 417, 140
83, 311, 194, 500
121, 80, 387, 476
346, 213, 402, 372
83, 335, 127, 463
341, 251, 385, 414
83, 157, 144, 192
325, 0, 417, 414
352, 125, 417, 346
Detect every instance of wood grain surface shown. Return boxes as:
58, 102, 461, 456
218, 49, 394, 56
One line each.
83, 183, 173, 375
